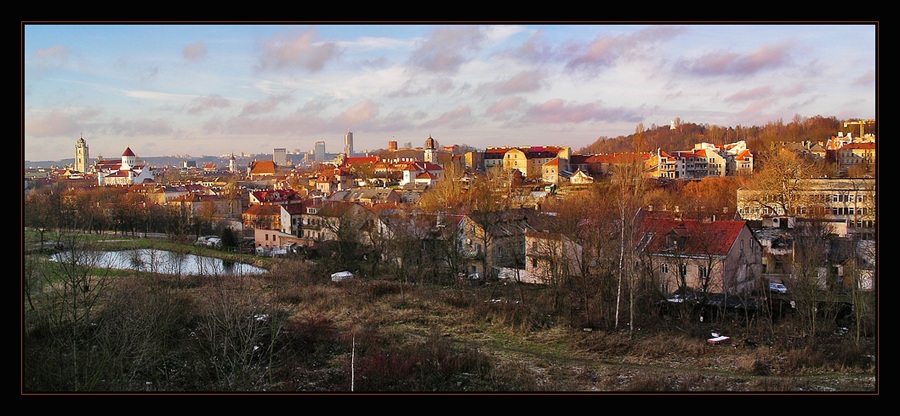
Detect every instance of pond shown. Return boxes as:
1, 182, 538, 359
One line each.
51, 249, 268, 276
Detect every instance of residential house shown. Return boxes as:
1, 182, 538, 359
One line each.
501, 146, 570, 180
633, 208, 764, 296
398, 162, 444, 187
458, 209, 540, 278
568, 169, 594, 185
249, 189, 304, 206
296, 201, 378, 247
242, 203, 283, 230
326, 187, 401, 206
524, 230, 584, 285
837, 142, 875, 175
315, 167, 352, 194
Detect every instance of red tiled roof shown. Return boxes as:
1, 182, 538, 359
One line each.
842, 142, 875, 150
122, 147, 135, 157
634, 214, 747, 257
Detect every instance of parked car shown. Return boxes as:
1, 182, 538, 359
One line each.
769, 282, 788, 294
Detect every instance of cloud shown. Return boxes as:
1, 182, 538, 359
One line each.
497, 28, 553, 64
676, 42, 794, 77
239, 93, 292, 116
418, 106, 473, 129
335, 100, 379, 126
522, 98, 641, 124
407, 26, 485, 73
32, 45, 70, 70
565, 26, 684, 74
486, 70, 546, 95
183, 41, 208, 62
485, 96, 527, 120
852, 69, 875, 86
724, 86, 773, 103
25, 109, 83, 137
187, 94, 231, 115
255, 28, 340, 72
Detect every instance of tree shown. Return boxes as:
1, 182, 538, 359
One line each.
23, 186, 63, 252
610, 159, 647, 335
742, 148, 823, 218
26, 232, 113, 391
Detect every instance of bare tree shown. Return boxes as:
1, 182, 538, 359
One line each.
28, 232, 114, 391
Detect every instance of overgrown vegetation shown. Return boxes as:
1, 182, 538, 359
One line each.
22, 232, 876, 394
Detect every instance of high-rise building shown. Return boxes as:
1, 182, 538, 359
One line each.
344, 131, 354, 156
315, 141, 326, 163
75, 135, 89, 173
274, 148, 287, 166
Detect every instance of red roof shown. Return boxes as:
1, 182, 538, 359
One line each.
634, 213, 747, 257
122, 147, 135, 157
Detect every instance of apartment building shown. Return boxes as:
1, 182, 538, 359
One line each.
737, 178, 876, 241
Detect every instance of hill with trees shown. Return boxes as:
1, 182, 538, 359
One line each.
577, 115, 854, 155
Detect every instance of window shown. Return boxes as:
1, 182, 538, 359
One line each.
698, 265, 708, 279
679, 264, 687, 277
661, 263, 668, 274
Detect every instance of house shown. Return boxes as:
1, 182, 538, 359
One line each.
249, 189, 303, 206
325, 187, 401, 206
524, 230, 584, 285
242, 203, 283, 230
633, 208, 764, 296
458, 209, 540, 278
296, 201, 379, 247
398, 162, 444, 186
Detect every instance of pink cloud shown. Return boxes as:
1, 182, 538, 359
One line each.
187, 94, 231, 115
183, 41, 207, 62
256, 28, 339, 72
407, 26, 485, 73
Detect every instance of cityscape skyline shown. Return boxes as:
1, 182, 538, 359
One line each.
23, 22, 877, 162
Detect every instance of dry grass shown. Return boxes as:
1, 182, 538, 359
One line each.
24, 255, 878, 393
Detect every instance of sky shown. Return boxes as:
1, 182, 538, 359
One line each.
22, 22, 877, 162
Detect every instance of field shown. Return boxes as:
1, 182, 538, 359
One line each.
22, 232, 877, 394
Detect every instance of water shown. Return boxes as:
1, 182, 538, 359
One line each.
51, 249, 268, 276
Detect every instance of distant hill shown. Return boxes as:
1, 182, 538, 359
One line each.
25, 155, 270, 170
578, 116, 849, 155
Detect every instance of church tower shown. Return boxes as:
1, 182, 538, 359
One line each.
424, 135, 436, 163
75, 135, 89, 173
229, 153, 236, 173
121, 147, 136, 170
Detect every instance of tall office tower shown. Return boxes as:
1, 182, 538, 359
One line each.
274, 148, 287, 166
344, 131, 354, 156
75, 135, 89, 173
315, 141, 326, 163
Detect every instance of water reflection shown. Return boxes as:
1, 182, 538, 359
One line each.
51, 249, 267, 276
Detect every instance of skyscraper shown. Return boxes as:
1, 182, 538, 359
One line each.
344, 131, 353, 156
274, 148, 287, 166
315, 141, 326, 163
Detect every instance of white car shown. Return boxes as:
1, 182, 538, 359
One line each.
769, 282, 788, 294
